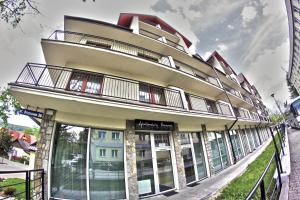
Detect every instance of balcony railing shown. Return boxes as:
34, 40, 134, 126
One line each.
46, 30, 223, 92
13, 63, 184, 109
48, 30, 172, 67
186, 93, 233, 116
174, 59, 221, 88
139, 28, 185, 52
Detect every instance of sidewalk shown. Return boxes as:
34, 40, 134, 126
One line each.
0, 157, 29, 179
287, 128, 300, 200
148, 137, 273, 200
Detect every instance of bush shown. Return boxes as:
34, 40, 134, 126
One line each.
3, 186, 16, 195
19, 155, 29, 165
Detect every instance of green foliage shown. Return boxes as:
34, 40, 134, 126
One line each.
0, 128, 13, 157
3, 186, 16, 195
19, 155, 29, 165
286, 72, 299, 99
0, 88, 21, 127
269, 112, 284, 123
0, 0, 39, 28
24, 127, 40, 139
0, 178, 26, 199
216, 134, 281, 199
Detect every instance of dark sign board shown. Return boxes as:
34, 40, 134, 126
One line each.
19, 109, 43, 119
135, 119, 174, 131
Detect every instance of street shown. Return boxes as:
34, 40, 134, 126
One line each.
0, 157, 29, 179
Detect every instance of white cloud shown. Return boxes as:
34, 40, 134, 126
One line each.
203, 51, 212, 60
227, 24, 234, 29
217, 43, 228, 52
241, 6, 257, 27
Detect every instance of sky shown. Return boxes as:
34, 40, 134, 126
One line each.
0, 0, 290, 127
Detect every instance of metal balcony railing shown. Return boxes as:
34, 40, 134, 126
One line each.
174, 59, 221, 88
186, 93, 233, 117
13, 63, 184, 109
0, 169, 45, 200
139, 29, 185, 52
48, 30, 172, 67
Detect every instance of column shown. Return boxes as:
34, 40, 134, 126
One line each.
201, 124, 214, 176
125, 120, 138, 200
172, 123, 187, 190
34, 109, 56, 200
224, 126, 235, 165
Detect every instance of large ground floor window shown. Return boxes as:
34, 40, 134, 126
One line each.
207, 131, 229, 173
50, 123, 126, 200
229, 130, 244, 160
135, 132, 175, 197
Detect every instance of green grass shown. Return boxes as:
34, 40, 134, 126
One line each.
216, 133, 282, 200
0, 178, 26, 199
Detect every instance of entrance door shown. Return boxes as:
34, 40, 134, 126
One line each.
180, 133, 196, 184
135, 132, 176, 197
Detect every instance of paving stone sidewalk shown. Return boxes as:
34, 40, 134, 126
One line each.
288, 128, 300, 200
148, 138, 273, 200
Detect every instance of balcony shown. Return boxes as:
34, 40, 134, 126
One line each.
186, 93, 233, 117
139, 28, 186, 52
42, 30, 223, 100
10, 63, 242, 131
12, 63, 184, 110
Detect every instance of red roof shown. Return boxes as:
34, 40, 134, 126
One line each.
117, 13, 192, 48
10, 130, 37, 145
208, 51, 237, 75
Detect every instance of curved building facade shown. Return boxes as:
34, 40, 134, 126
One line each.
8, 13, 271, 199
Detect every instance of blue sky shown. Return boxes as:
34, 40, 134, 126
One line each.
0, 0, 289, 127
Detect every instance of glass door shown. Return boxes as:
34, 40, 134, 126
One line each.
191, 133, 207, 180
180, 133, 196, 184
136, 132, 176, 197
153, 133, 175, 192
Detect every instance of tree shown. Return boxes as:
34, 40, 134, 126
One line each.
286, 72, 299, 99
24, 127, 40, 139
0, 0, 39, 28
0, 128, 13, 161
0, 88, 21, 128
270, 112, 284, 123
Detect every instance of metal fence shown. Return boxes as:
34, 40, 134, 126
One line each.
245, 124, 286, 200
14, 63, 184, 109
0, 169, 45, 200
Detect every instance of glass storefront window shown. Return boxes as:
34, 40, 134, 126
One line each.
182, 148, 196, 183
89, 129, 125, 200
154, 134, 170, 147
135, 132, 155, 197
230, 130, 243, 160
50, 124, 126, 200
208, 131, 229, 172
156, 150, 174, 192
191, 133, 207, 179
51, 124, 88, 200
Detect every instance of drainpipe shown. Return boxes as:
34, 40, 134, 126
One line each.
210, 65, 239, 165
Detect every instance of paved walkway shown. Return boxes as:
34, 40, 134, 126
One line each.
288, 128, 300, 200
0, 157, 29, 179
148, 137, 273, 200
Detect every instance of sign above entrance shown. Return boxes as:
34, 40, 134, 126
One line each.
19, 109, 43, 119
135, 119, 174, 131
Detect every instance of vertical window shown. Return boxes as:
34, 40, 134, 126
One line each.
112, 149, 118, 158
99, 149, 106, 157
191, 133, 207, 179
206, 99, 218, 114
139, 83, 166, 105
89, 130, 125, 200
68, 71, 103, 94
98, 131, 106, 139
50, 124, 88, 200
112, 132, 120, 140
154, 134, 170, 147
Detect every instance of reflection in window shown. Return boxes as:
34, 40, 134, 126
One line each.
50, 124, 88, 200
139, 83, 166, 105
154, 134, 170, 147
180, 133, 190, 145
68, 71, 103, 94
135, 133, 155, 197
191, 133, 207, 179
89, 129, 125, 200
